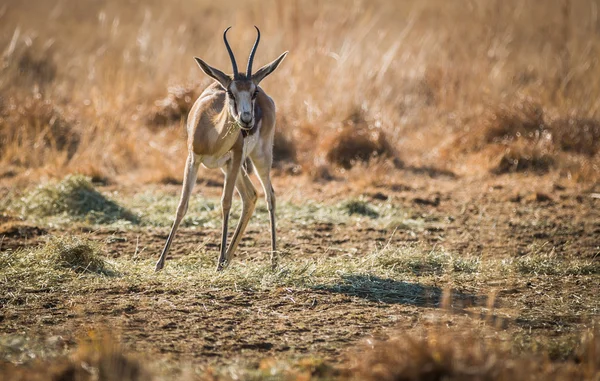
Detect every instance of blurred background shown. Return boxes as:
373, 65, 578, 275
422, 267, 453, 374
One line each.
1, 0, 599, 186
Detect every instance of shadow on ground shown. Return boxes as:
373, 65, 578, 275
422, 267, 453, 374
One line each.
314, 274, 479, 307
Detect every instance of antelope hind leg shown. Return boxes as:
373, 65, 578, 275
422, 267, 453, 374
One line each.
224, 168, 258, 263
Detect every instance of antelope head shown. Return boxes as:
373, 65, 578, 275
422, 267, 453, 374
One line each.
194, 26, 288, 130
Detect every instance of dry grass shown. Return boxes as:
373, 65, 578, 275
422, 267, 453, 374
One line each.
0, 235, 111, 298
2, 325, 598, 380
0, 91, 79, 168
0, 332, 149, 381
1, 0, 600, 184
321, 110, 396, 169
551, 116, 600, 156
6, 235, 110, 275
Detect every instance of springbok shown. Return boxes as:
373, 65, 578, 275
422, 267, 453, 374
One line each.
155, 26, 287, 272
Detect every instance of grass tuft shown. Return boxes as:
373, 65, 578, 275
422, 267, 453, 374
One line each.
452, 256, 481, 274
15, 175, 139, 224
39, 235, 111, 275
0, 235, 112, 276
376, 249, 451, 276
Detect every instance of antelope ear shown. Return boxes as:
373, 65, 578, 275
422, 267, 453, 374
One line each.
251, 51, 288, 84
194, 57, 231, 87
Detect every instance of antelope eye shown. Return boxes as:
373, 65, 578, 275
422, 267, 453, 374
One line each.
252, 90, 259, 99
226, 90, 234, 99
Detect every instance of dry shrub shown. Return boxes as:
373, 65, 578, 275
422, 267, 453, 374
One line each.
146, 85, 198, 127
455, 98, 600, 178
323, 126, 394, 169
322, 112, 395, 170
307, 164, 336, 182
273, 129, 297, 165
550, 117, 600, 156
484, 100, 546, 146
456, 98, 547, 153
0, 92, 79, 164
493, 143, 556, 175
349, 326, 600, 381
16, 50, 57, 86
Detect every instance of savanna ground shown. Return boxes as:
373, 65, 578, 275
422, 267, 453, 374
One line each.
1, 0, 600, 380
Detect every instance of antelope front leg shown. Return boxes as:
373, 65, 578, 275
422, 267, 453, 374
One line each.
217, 152, 243, 271
155, 153, 201, 271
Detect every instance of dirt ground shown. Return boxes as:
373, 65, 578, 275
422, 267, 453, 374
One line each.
1, 169, 599, 376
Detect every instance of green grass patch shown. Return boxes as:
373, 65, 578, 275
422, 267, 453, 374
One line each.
123, 190, 412, 229
3, 175, 421, 230
127, 190, 220, 227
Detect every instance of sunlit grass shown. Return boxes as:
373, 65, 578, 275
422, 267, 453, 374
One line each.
3, 232, 597, 303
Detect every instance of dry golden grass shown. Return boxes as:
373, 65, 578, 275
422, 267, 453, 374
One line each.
1, 0, 600, 184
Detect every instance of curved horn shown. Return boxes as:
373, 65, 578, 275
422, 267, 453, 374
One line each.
246, 26, 261, 78
223, 26, 239, 78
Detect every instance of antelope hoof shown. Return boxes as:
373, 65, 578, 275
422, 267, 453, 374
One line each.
216, 259, 228, 271
155, 261, 165, 272
270, 253, 278, 270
